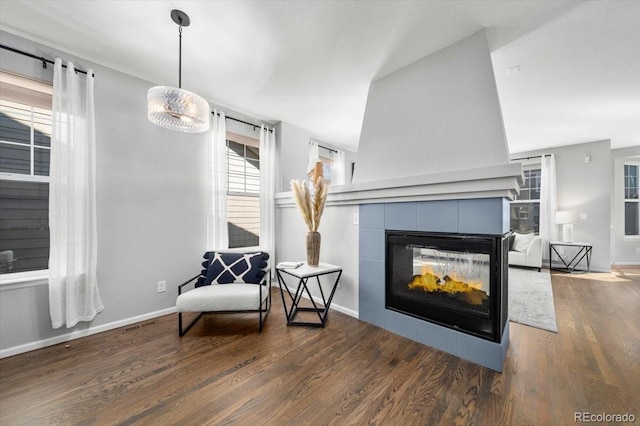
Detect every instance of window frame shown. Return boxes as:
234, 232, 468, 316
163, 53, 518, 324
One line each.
225, 132, 261, 249
0, 72, 52, 283
226, 132, 260, 197
510, 164, 542, 234
623, 162, 640, 239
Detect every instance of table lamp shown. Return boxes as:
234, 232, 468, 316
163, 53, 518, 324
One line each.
556, 211, 579, 242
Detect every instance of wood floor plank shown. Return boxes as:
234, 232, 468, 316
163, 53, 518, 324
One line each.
1, 267, 639, 425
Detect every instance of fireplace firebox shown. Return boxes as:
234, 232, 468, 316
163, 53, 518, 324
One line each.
386, 231, 509, 342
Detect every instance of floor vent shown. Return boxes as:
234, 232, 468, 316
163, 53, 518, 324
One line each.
124, 320, 156, 333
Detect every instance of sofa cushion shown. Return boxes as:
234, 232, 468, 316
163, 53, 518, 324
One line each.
203, 251, 268, 286
512, 232, 534, 253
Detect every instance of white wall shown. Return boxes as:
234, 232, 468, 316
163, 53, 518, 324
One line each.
274, 121, 359, 315
0, 31, 210, 354
354, 30, 510, 184
612, 146, 640, 265
276, 122, 310, 192
275, 204, 359, 316
511, 140, 613, 272
276, 121, 356, 192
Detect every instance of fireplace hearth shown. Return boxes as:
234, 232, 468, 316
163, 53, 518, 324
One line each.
386, 231, 509, 342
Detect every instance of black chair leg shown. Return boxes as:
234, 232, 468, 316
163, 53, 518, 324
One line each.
258, 288, 272, 333
178, 312, 204, 336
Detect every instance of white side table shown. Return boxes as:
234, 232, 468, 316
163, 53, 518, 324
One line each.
275, 262, 342, 327
549, 241, 592, 273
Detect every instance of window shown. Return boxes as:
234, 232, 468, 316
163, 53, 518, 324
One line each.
510, 167, 541, 233
0, 72, 52, 274
624, 164, 639, 236
226, 133, 260, 248
318, 151, 333, 185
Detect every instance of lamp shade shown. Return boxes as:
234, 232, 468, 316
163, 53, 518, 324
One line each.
555, 210, 579, 224
147, 86, 210, 133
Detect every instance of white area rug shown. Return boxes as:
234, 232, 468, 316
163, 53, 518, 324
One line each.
508, 268, 558, 333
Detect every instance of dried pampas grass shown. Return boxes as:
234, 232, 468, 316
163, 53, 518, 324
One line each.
291, 177, 327, 232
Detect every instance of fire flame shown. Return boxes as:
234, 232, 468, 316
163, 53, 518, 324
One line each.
408, 265, 487, 305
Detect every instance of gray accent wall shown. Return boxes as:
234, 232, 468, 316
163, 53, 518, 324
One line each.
0, 30, 209, 353
1, 30, 359, 354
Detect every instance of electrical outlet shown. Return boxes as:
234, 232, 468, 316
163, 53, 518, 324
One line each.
353, 213, 359, 225
157, 280, 166, 293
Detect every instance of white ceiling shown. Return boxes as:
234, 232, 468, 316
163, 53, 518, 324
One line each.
0, 1, 638, 154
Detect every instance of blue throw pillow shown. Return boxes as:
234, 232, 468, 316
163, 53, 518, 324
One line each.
203, 251, 268, 285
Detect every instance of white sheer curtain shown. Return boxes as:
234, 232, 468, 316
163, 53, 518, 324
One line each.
539, 154, 558, 252
307, 140, 320, 175
333, 150, 346, 185
207, 110, 228, 250
259, 126, 276, 263
49, 59, 103, 329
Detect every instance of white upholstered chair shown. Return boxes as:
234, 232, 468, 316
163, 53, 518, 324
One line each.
176, 251, 271, 336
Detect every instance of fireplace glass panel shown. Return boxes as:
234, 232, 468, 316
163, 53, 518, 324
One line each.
386, 231, 507, 341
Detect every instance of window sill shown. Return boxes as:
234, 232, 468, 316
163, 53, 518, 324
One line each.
0, 270, 48, 291
623, 235, 640, 241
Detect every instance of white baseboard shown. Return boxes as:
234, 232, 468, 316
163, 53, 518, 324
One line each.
586, 267, 613, 273
1, 285, 360, 359
329, 302, 359, 319
0, 307, 176, 359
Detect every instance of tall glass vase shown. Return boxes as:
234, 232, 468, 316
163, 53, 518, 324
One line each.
306, 231, 321, 266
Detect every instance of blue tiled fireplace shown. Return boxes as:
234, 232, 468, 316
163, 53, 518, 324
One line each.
358, 198, 510, 372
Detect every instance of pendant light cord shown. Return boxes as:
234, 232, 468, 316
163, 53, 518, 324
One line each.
178, 22, 183, 88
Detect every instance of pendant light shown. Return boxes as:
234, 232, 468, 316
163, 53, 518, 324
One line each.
147, 10, 210, 133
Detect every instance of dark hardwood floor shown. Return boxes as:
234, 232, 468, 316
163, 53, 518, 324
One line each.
1, 268, 639, 425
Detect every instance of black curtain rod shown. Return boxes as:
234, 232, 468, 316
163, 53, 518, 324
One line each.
318, 144, 338, 154
1, 44, 94, 77
310, 141, 338, 154
512, 154, 551, 161
212, 111, 273, 133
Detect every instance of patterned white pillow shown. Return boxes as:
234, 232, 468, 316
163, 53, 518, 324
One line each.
203, 252, 268, 285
